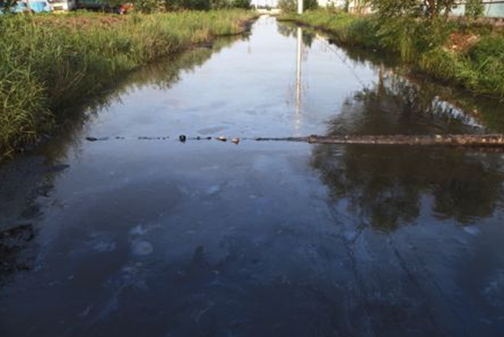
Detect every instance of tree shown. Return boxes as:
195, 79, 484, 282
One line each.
371, 0, 456, 62
210, 0, 233, 9
372, 0, 456, 20
233, 0, 250, 9
278, 0, 318, 13
353, 0, 372, 14
465, 0, 484, 19
1, 0, 19, 12
133, 0, 160, 13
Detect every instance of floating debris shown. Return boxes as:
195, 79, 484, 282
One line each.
86, 137, 98, 142
81, 134, 504, 149
86, 137, 109, 142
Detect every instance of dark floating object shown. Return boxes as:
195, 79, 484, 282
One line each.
193, 136, 212, 140
179, 135, 187, 143
86, 137, 108, 142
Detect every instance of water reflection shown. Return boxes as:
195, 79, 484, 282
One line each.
38, 35, 245, 164
0, 36, 244, 287
312, 72, 504, 230
277, 23, 314, 47
0, 156, 69, 285
0, 224, 35, 286
323, 34, 504, 134
2, 17, 504, 337
313, 145, 504, 230
326, 69, 481, 135
295, 27, 303, 135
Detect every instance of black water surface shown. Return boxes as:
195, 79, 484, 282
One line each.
1, 16, 504, 337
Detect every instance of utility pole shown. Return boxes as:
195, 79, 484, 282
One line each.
294, 27, 303, 135
295, 0, 304, 134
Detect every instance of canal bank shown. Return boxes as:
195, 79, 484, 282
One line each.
280, 10, 504, 100
0, 10, 257, 159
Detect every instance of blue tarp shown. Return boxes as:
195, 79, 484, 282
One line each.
29, 1, 51, 12
0, 1, 51, 13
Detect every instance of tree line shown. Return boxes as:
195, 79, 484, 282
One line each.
126, 0, 251, 12
0, 0, 252, 13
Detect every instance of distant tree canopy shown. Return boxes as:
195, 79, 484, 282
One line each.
465, 0, 484, 18
102, 0, 250, 12
371, 0, 484, 20
232, 0, 251, 9
278, 0, 318, 13
165, 0, 211, 10
0, 0, 18, 12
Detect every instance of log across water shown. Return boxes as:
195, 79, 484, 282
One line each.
255, 134, 504, 147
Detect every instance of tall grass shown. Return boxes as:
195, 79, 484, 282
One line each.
280, 9, 504, 100
280, 11, 380, 48
0, 10, 255, 157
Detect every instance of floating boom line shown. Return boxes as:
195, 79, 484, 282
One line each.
86, 134, 504, 147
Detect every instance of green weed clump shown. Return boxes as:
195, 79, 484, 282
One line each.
0, 10, 255, 158
466, 34, 504, 96
419, 34, 504, 97
280, 10, 380, 48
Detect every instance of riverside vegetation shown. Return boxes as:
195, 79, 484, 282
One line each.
0, 10, 255, 158
280, 9, 504, 101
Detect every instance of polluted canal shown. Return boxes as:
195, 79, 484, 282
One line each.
2, 16, 504, 337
